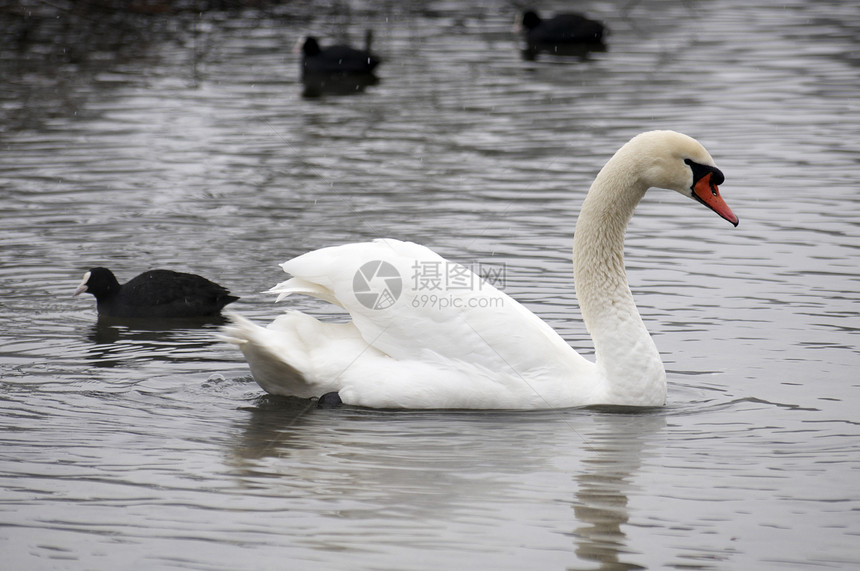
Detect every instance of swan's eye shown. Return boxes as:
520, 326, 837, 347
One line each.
684, 158, 724, 191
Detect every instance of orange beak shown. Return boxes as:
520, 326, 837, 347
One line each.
692, 172, 739, 226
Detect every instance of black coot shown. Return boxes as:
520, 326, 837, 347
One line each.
300, 31, 381, 76
520, 9, 606, 58
74, 267, 238, 319
300, 31, 381, 96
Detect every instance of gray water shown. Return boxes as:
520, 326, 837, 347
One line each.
1, 0, 859, 568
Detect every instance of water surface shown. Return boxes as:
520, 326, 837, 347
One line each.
1, 0, 858, 568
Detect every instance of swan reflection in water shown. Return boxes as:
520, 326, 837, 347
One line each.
227, 398, 664, 567
572, 409, 664, 570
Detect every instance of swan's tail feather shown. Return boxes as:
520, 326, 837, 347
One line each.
220, 311, 319, 398
266, 277, 343, 307
218, 311, 254, 345
221, 311, 371, 399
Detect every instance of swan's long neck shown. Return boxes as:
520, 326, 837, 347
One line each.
572, 149, 666, 405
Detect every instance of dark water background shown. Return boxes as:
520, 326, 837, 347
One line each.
1, 0, 858, 568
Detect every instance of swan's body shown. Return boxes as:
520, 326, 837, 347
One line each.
223, 131, 738, 409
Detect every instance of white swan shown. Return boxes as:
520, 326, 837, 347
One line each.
222, 131, 738, 409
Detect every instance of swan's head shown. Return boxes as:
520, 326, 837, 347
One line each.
631, 130, 739, 226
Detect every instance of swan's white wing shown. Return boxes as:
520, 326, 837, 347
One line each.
270, 239, 593, 386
